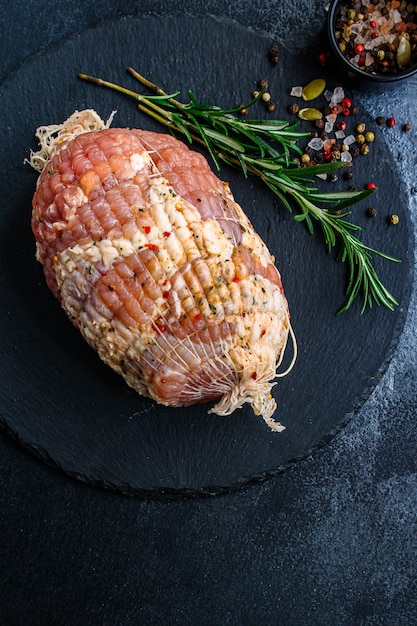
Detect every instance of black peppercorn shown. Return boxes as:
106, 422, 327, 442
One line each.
289, 103, 299, 114
269, 45, 279, 64
367, 207, 377, 217
344, 171, 353, 180
376, 116, 386, 125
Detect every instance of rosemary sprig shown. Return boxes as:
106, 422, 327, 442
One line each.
78, 69, 400, 313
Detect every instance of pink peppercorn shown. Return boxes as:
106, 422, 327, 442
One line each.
386, 116, 396, 128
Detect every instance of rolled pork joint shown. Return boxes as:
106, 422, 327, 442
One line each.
30, 110, 295, 430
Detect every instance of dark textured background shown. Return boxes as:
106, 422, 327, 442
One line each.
1, 1, 416, 624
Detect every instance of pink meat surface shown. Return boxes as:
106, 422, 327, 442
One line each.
32, 123, 291, 427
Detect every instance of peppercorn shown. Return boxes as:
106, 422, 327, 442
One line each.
336, 121, 347, 131
315, 119, 325, 129
328, 173, 339, 182
301, 153, 310, 164
348, 184, 357, 191
258, 79, 268, 89
360, 144, 370, 155
240, 107, 249, 115
386, 116, 396, 127
356, 122, 366, 133
289, 103, 299, 114
403, 123, 412, 132
266, 101, 276, 112
366, 182, 377, 189
367, 207, 377, 217
269, 45, 279, 64
351, 146, 361, 158
365, 131, 375, 142
344, 171, 353, 180
376, 116, 386, 125
261, 92, 271, 103
351, 106, 359, 115
356, 133, 366, 144
252, 90, 260, 98
388, 214, 399, 224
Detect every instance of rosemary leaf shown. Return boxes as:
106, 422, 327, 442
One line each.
78, 69, 401, 313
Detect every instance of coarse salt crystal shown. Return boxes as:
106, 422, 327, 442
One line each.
324, 90, 333, 101
344, 134, 356, 145
290, 86, 303, 97
340, 151, 353, 163
308, 137, 324, 150
335, 130, 346, 139
331, 86, 345, 103
316, 173, 328, 180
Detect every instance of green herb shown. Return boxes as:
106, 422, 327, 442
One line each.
78, 68, 400, 313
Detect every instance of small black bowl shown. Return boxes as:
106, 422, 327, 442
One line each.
327, 0, 417, 92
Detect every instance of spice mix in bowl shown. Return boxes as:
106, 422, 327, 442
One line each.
328, 0, 417, 89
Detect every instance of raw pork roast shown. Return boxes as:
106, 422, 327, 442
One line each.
31, 110, 293, 430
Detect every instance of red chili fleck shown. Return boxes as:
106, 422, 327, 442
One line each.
162, 290, 170, 299
342, 107, 351, 117
145, 243, 159, 251
342, 97, 352, 109
194, 313, 202, 321
163, 231, 171, 237
324, 149, 332, 160
386, 116, 396, 128
370, 19, 377, 28
251, 372, 257, 380
232, 276, 240, 283
366, 182, 377, 190
155, 322, 165, 333
144, 225, 151, 234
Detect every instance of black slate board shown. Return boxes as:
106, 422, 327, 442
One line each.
0, 15, 413, 497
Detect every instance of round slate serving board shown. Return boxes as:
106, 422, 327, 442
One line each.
0, 15, 413, 497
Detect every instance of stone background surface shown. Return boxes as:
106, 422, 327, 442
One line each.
0, 1, 416, 624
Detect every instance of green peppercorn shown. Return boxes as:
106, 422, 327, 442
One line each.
388, 214, 399, 224
356, 133, 366, 144
338, 42, 346, 53
360, 144, 370, 155
365, 131, 375, 142
356, 122, 366, 133
301, 153, 310, 164
261, 92, 271, 103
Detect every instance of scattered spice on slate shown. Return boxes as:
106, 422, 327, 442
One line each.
402, 122, 412, 131
367, 207, 378, 217
269, 44, 279, 64
386, 115, 396, 127
388, 214, 400, 224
